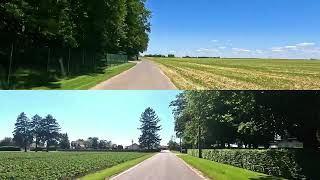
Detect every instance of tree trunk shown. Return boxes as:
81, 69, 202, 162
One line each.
198, 124, 202, 158
24, 142, 27, 152
303, 127, 319, 149
7, 41, 14, 86
46, 140, 49, 152
35, 138, 38, 152
47, 48, 51, 72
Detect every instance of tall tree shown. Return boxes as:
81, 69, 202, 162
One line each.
41, 114, 60, 152
138, 107, 161, 150
59, 133, 70, 149
30, 114, 43, 152
13, 112, 33, 152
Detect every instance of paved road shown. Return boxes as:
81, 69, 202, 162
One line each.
91, 60, 177, 90
110, 151, 204, 180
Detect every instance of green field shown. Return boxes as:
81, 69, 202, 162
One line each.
178, 155, 283, 180
150, 57, 320, 90
0, 152, 150, 179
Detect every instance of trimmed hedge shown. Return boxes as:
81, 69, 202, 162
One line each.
188, 149, 320, 179
0, 146, 21, 151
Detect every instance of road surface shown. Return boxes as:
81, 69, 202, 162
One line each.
110, 151, 204, 180
91, 60, 177, 90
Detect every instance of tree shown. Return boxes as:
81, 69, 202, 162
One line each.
87, 137, 99, 149
168, 136, 180, 151
0, 137, 15, 146
59, 133, 70, 149
138, 107, 161, 150
13, 112, 33, 152
41, 114, 60, 152
30, 114, 43, 152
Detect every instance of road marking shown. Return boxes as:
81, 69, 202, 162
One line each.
108, 154, 157, 180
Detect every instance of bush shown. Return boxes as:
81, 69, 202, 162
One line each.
188, 149, 320, 179
0, 146, 21, 151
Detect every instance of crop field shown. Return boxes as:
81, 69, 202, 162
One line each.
150, 58, 320, 90
0, 152, 148, 179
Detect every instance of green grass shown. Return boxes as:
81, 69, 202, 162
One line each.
1, 63, 135, 90
150, 57, 320, 90
0, 151, 149, 180
33, 63, 135, 90
80, 153, 155, 180
178, 155, 284, 180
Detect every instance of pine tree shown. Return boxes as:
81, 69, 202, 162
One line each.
42, 114, 61, 152
30, 114, 44, 152
138, 107, 161, 150
13, 112, 33, 152
59, 133, 70, 149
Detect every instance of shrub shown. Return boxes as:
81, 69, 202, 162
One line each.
0, 146, 21, 151
188, 149, 320, 179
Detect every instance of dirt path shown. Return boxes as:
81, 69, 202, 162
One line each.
91, 60, 177, 90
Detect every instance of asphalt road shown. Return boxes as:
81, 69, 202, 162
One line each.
91, 60, 177, 90
110, 151, 204, 180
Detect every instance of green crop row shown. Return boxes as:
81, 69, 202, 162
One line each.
0, 152, 148, 179
188, 149, 320, 179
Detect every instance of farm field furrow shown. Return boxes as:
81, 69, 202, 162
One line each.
150, 58, 320, 90
0, 152, 149, 180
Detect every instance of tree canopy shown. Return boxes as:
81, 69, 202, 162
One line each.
0, 0, 151, 57
171, 91, 320, 150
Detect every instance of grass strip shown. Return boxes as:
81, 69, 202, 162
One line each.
32, 63, 135, 90
80, 153, 155, 180
178, 155, 284, 180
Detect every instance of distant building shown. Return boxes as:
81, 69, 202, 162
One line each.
126, 143, 140, 150
71, 140, 85, 150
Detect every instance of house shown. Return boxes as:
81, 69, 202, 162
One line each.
126, 143, 140, 150
71, 140, 86, 150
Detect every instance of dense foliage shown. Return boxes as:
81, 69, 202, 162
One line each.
171, 91, 320, 150
0, 152, 147, 179
0, 0, 150, 55
12, 112, 63, 152
188, 149, 320, 179
0, 0, 151, 88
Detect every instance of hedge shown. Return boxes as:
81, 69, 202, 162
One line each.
0, 146, 21, 151
188, 149, 320, 179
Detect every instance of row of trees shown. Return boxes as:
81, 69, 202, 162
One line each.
0, 0, 151, 56
12, 112, 65, 152
170, 91, 320, 151
71, 137, 123, 150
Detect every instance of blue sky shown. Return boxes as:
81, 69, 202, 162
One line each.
145, 0, 320, 58
0, 91, 181, 146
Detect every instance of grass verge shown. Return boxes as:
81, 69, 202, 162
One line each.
178, 155, 284, 180
32, 63, 135, 90
80, 153, 155, 180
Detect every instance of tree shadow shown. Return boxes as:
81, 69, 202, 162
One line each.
249, 175, 282, 180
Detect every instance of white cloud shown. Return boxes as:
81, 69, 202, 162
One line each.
271, 47, 285, 53
256, 50, 264, 54
284, 46, 298, 50
219, 46, 226, 49
211, 40, 218, 43
196, 48, 219, 53
296, 42, 316, 47
232, 48, 251, 53
169, 50, 176, 53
